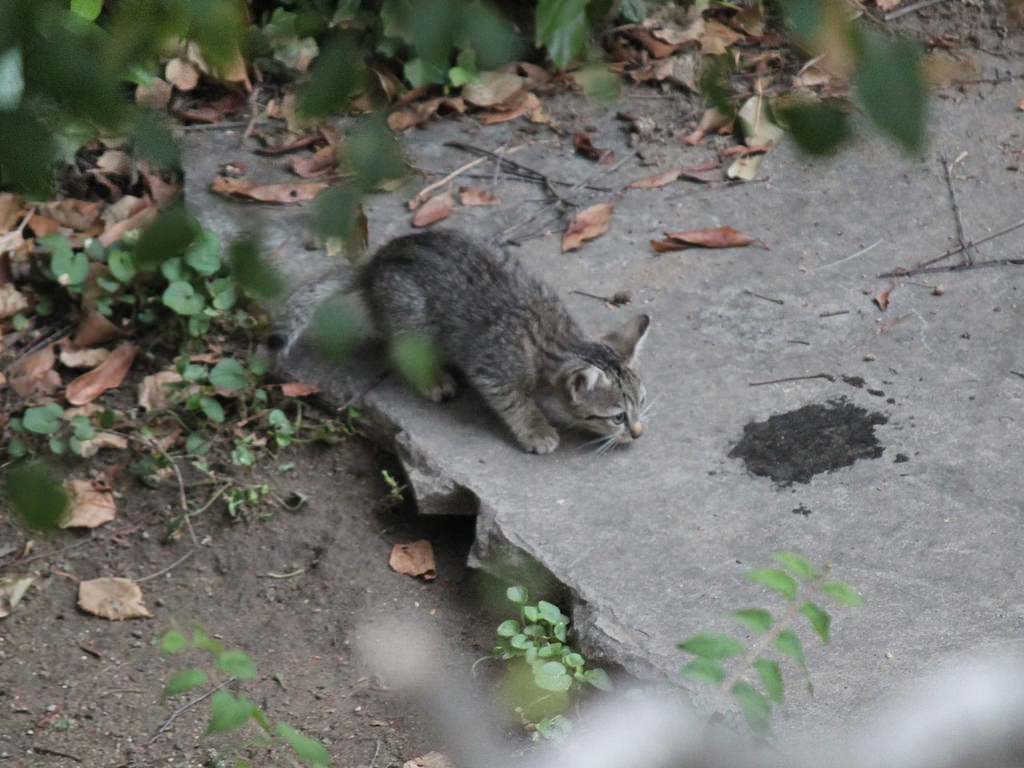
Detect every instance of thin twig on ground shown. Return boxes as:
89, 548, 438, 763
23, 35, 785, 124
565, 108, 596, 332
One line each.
148, 683, 227, 744
878, 216, 1024, 278
884, 0, 951, 21
814, 239, 882, 271
749, 373, 835, 386
135, 548, 196, 583
7, 534, 94, 567
940, 152, 974, 265
123, 432, 199, 547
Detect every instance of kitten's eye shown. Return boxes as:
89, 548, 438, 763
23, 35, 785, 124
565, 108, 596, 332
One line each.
611, 412, 626, 425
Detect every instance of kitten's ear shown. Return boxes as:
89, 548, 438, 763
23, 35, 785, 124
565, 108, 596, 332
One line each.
603, 314, 650, 365
562, 364, 603, 403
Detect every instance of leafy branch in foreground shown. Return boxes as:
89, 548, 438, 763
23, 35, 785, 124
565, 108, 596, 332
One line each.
158, 625, 330, 767
679, 552, 862, 736
487, 585, 611, 740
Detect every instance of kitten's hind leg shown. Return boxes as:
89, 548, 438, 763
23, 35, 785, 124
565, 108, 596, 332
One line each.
472, 377, 559, 454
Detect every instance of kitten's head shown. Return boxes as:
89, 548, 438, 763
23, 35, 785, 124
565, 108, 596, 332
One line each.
557, 314, 650, 450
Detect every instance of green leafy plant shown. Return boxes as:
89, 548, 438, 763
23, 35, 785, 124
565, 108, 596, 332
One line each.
679, 552, 863, 736
158, 625, 330, 767
489, 585, 611, 740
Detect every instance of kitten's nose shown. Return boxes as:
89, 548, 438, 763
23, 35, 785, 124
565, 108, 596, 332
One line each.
630, 423, 643, 439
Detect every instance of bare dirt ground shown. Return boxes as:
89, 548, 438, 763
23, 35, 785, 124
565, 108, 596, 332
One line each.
0, 436, 499, 767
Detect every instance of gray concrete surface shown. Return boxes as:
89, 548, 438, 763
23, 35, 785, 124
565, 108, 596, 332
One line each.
182, 56, 1024, 734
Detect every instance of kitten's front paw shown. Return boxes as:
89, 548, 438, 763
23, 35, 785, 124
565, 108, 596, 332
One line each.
521, 425, 560, 454
421, 370, 458, 403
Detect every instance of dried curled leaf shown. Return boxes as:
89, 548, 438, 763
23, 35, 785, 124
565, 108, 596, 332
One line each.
389, 540, 436, 580
63, 478, 117, 528
458, 186, 499, 206
573, 133, 615, 164
652, 226, 762, 253
412, 192, 454, 228
209, 176, 328, 203
562, 203, 614, 252
280, 381, 322, 397
630, 169, 681, 189
66, 344, 136, 405
78, 577, 151, 620
0, 575, 35, 619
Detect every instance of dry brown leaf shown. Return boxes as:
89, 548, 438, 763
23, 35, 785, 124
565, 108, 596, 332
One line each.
63, 478, 117, 528
875, 0, 901, 9
73, 309, 121, 347
661, 226, 761, 249
209, 176, 328, 203
573, 133, 615, 164
700, 19, 744, 56
139, 165, 181, 208
96, 150, 132, 175
66, 344, 136, 406
874, 288, 891, 311
0, 574, 35, 618
59, 345, 111, 369
624, 27, 681, 58
630, 169, 681, 189
280, 381, 322, 397
173, 92, 245, 124
683, 107, 732, 145
0, 283, 29, 319
41, 199, 102, 233
135, 76, 172, 110
458, 186, 499, 206
291, 146, 338, 178
26, 212, 60, 238
78, 577, 151, 620
389, 540, 436, 580
0, 191, 25, 231
477, 91, 535, 125
74, 431, 129, 459
166, 57, 201, 90
562, 202, 614, 252
412, 192, 454, 227
99, 203, 159, 248
8, 344, 61, 399
138, 370, 185, 412
252, 133, 323, 156
462, 71, 525, 107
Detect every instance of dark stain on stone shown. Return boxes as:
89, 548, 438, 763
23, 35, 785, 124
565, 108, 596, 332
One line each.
729, 399, 888, 485
894, 453, 909, 463
842, 375, 865, 388
792, 504, 812, 516
867, 388, 885, 397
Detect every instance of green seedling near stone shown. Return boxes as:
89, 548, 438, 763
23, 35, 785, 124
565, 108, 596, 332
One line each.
679, 552, 863, 736
486, 585, 611, 740
158, 624, 330, 767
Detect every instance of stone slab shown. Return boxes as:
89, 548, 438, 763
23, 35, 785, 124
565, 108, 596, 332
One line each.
182, 65, 1024, 735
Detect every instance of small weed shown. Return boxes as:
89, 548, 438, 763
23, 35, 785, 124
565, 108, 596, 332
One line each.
679, 552, 862, 736
486, 586, 611, 740
158, 624, 330, 767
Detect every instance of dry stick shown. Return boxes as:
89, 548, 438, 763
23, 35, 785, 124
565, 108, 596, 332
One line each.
368, 739, 382, 768
884, 0, 950, 21
941, 152, 974, 265
743, 289, 784, 305
148, 682, 228, 744
813, 239, 882, 271
125, 432, 199, 547
749, 373, 836, 387
135, 548, 196, 583
878, 216, 1024, 278
8, 534, 94, 567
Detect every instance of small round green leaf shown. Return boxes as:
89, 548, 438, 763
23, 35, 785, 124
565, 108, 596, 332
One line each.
160, 630, 188, 655
678, 633, 746, 659
162, 668, 208, 700
582, 667, 613, 691
216, 649, 257, 679
680, 657, 725, 685
107, 249, 136, 282
184, 228, 223, 276
22, 403, 64, 435
199, 396, 225, 423
800, 601, 832, 644
163, 281, 205, 315
820, 580, 864, 606
496, 619, 520, 637
206, 690, 255, 734
729, 608, 773, 634
506, 585, 528, 605
747, 568, 798, 601
71, 0, 103, 21
209, 358, 248, 392
534, 661, 573, 692
537, 600, 565, 625
4, 461, 69, 531
275, 721, 330, 767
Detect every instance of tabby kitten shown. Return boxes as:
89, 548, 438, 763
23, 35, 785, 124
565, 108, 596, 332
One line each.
357, 230, 650, 454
